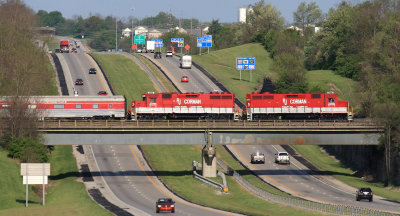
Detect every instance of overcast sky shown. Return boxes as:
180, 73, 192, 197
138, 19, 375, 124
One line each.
23, 0, 345, 23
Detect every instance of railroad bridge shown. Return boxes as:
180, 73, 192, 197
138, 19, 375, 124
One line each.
35, 119, 384, 146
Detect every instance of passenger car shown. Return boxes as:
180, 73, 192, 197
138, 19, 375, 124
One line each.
156, 198, 175, 213
274, 152, 290, 164
89, 68, 97, 74
250, 152, 265, 164
166, 51, 173, 57
136, 48, 142, 53
154, 51, 162, 59
54, 48, 61, 53
75, 78, 84, 85
181, 76, 189, 82
71, 48, 77, 53
97, 91, 107, 96
356, 188, 373, 202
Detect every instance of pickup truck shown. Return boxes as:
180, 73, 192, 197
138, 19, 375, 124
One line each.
274, 152, 290, 164
250, 152, 265, 164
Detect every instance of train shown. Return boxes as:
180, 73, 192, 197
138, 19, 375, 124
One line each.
0, 92, 353, 121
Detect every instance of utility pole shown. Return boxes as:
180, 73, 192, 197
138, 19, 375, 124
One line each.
131, 8, 135, 48
115, 10, 118, 51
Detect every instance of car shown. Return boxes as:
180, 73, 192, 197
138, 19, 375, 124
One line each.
166, 51, 173, 57
181, 75, 189, 82
156, 198, 175, 213
251, 152, 265, 164
71, 48, 77, 53
356, 188, 373, 202
54, 48, 61, 53
142, 48, 147, 53
89, 68, 97, 74
154, 52, 162, 59
274, 152, 290, 164
97, 91, 107, 96
75, 78, 84, 85
136, 49, 142, 53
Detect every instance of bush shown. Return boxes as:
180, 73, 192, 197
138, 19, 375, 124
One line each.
7, 136, 49, 163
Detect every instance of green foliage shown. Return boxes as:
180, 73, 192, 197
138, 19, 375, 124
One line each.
274, 53, 308, 93
37, 10, 65, 27
7, 137, 49, 163
262, 29, 278, 55
208, 19, 222, 36
89, 30, 115, 51
293, 1, 323, 32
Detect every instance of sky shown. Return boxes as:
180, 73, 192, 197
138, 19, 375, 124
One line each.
23, 0, 345, 24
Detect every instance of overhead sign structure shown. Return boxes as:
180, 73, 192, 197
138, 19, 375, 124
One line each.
197, 35, 212, 47
171, 38, 185, 47
134, 35, 145, 44
236, 57, 255, 70
154, 39, 163, 47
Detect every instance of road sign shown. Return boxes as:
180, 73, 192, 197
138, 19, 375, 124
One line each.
154, 39, 163, 47
185, 44, 190, 50
134, 35, 145, 44
197, 35, 212, 47
132, 44, 137, 50
171, 38, 184, 47
236, 57, 255, 70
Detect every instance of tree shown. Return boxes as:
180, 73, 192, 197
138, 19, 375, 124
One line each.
246, 0, 284, 42
293, 1, 322, 34
36, 10, 65, 27
208, 19, 222, 36
273, 53, 308, 93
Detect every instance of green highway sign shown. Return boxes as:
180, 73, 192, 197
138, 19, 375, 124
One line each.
134, 35, 145, 44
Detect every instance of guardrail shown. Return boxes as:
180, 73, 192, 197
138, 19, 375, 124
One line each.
192, 161, 227, 192
215, 158, 397, 216
34, 119, 383, 131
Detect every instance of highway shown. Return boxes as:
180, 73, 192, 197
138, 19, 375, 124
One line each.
56, 43, 242, 216
142, 52, 400, 214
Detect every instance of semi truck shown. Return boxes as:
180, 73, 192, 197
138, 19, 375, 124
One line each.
60, 40, 69, 53
146, 40, 155, 53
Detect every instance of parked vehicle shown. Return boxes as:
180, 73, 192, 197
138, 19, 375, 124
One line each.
156, 198, 175, 213
274, 152, 290, 164
356, 188, 373, 202
251, 152, 265, 164
180, 55, 192, 69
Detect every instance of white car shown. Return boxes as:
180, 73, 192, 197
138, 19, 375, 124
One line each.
166, 51, 173, 57
136, 49, 142, 53
274, 152, 290, 164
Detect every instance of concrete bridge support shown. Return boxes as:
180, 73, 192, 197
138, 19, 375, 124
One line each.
202, 131, 217, 177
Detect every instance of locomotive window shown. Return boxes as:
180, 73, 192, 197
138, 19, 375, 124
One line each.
150, 98, 156, 103
186, 95, 198, 98
76, 104, 82, 109
162, 94, 171, 99
109, 104, 112, 108
311, 94, 321, 98
210, 95, 221, 99
54, 104, 64, 109
263, 95, 274, 99
28, 104, 37, 109
93, 104, 98, 109
222, 95, 232, 99
252, 96, 262, 100
287, 95, 298, 98
329, 98, 335, 103
2, 104, 10, 108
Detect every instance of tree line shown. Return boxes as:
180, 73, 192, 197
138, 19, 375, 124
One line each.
0, 0, 55, 163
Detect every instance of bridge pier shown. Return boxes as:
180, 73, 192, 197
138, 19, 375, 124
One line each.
202, 131, 216, 177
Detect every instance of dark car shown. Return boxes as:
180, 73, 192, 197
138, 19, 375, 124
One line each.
154, 52, 162, 59
75, 78, 84, 85
156, 198, 175, 213
356, 188, 373, 202
54, 48, 61, 53
89, 68, 97, 74
97, 91, 107, 96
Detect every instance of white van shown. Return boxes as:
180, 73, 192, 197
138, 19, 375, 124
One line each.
180, 55, 192, 69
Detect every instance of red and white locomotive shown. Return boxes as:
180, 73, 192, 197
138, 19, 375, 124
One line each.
245, 92, 353, 120
0, 96, 126, 119
131, 92, 239, 120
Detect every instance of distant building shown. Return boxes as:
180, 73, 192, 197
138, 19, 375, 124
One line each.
238, 7, 247, 23
122, 28, 131, 37
134, 26, 148, 36
148, 29, 162, 39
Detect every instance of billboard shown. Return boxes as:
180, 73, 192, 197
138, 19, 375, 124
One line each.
197, 35, 212, 47
236, 57, 255, 70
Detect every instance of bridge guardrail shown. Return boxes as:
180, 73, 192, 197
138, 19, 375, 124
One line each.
192, 161, 227, 192
35, 119, 383, 131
